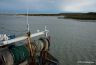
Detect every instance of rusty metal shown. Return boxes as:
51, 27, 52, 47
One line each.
26, 32, 36, 65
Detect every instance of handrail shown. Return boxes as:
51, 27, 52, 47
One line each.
0, 30, 48, 46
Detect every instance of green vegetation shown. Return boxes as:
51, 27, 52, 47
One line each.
64, 12, 96, 20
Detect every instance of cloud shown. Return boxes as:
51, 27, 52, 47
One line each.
60, 0, 96, 12
0, 0, 96, 13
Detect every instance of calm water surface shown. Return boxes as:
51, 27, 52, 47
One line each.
0, 15, 96, 65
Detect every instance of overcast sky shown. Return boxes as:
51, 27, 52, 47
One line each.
0, 0, 96, 13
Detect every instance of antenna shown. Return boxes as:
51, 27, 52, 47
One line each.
27, 8, 30, 32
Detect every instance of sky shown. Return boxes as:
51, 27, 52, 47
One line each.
0, 0, 96, 14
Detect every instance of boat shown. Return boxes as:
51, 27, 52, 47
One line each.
0, 27, 59, 65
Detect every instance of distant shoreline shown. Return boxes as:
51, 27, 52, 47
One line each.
17, 12, 96, 20
16, 14, 64, 16
1, 12, 96, 20
63, 13, 96, 20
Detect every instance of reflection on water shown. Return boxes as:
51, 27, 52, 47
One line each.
0, 15, 96, 65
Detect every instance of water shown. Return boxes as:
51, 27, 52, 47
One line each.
0, 15, 96, 65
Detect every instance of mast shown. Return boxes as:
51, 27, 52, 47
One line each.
26, 0, 30, 33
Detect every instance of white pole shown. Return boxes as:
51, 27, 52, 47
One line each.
27, 8, 30, 32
